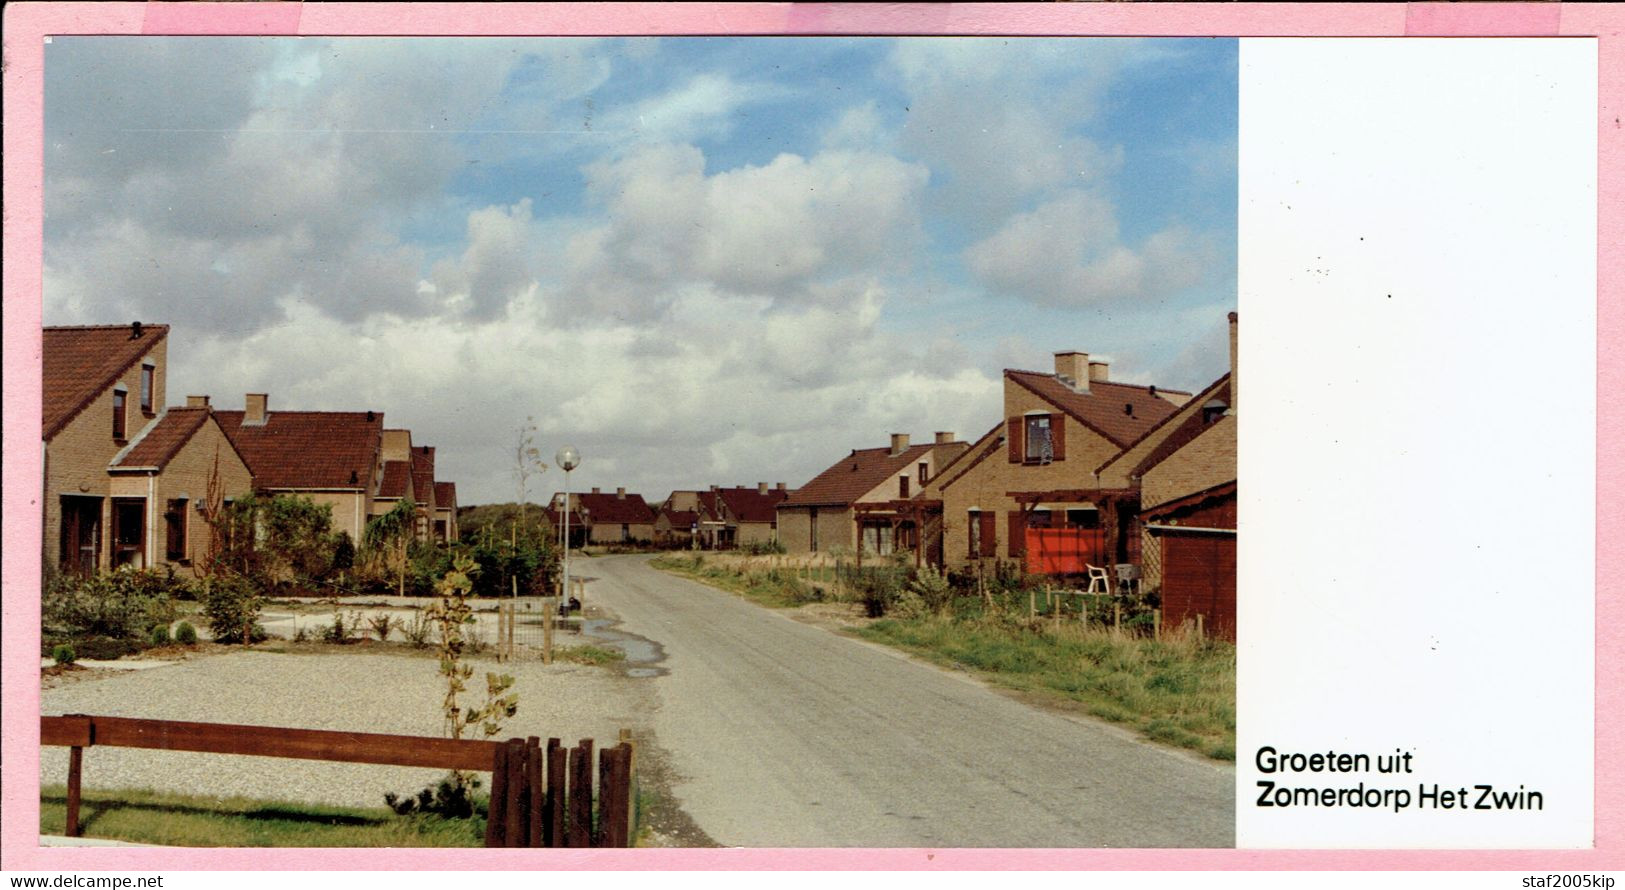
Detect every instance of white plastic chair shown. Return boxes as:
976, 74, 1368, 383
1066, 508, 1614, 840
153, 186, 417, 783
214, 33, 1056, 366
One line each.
1084, 564, 1110, 595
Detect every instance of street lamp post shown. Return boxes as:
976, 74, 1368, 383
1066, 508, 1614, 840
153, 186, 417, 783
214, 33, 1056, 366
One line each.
555, 446, 580, 606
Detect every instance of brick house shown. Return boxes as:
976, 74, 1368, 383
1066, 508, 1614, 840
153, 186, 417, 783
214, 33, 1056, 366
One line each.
566, 487, 656, 544
216, 395, 386, 544
718, 483, 791, 548
43, 322, 261, 576
44, 323, 169, 574
777, 433, 968, 557
104, 400, 255, 574
919, 353, 1189, 574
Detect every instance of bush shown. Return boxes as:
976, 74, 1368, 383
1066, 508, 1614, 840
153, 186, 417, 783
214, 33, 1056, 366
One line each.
401, 609, 432, 648
51, 644, 76, 665
201, 575, 265, 644
149, 624, 171, 646
368, 613, 395, 642
174, 621, 198, 645
385, 774, 483, 819
42, 569, 184, 642
740, 539, 787, 556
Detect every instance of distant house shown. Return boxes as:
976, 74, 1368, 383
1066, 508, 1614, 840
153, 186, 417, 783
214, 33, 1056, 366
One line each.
216, 394, 386, 544
920, 352, 1189, 574
43, 323, 255, 576
777, 433, 968, 557
561, 487, 656, 544
716, 483, 791, 548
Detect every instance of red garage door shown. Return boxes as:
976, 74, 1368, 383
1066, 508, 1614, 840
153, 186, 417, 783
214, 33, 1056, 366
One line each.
1159, 530, 1236, 640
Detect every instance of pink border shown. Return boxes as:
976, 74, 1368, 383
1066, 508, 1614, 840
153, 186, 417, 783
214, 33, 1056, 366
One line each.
2, 1, 1620, 872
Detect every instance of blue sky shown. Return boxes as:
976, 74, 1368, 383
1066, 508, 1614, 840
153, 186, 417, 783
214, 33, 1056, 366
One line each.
44, 36, 1237, 505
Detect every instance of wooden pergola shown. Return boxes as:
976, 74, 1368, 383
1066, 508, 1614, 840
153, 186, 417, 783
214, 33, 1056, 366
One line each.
852, 499, 943, 567
1007, 488, 1142, 569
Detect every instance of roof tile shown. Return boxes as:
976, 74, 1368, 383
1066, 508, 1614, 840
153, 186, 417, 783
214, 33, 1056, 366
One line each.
43, 324, 168, 439
1006, 371, 1179, 448
217, 409, 383, 490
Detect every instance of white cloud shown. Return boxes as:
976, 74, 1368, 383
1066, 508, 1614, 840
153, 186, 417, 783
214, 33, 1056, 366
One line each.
965, 189, 1217, 307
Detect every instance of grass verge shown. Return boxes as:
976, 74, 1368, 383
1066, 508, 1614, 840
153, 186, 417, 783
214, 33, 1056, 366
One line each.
650, 554, 819, 609
857, 616, 1234, 760
40, 785, 484, 847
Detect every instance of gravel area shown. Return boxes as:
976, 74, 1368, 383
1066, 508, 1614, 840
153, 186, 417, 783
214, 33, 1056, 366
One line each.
41, 649, 655, 810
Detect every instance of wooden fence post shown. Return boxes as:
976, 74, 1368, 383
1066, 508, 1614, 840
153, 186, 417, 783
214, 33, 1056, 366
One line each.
1114, 602, 1121, 633
504, 738, 527, 847
568, 739, 594, 847
599, 743, 632, 847
1196, 613, 1205, 639
619, 728, 637, 840
1153, 608, 1162, 640
65, 745, 84, 838
545, 738, 565, 847
1028, 590, 1035, 622
484, 742, 511, 847
527, 736, 544, 848
542, 599, 555, 665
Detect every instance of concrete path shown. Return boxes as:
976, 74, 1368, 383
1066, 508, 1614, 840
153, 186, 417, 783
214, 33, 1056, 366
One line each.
585, 554, 1234, 848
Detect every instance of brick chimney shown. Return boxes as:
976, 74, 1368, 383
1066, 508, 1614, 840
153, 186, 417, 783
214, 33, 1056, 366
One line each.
934, 431, 954, 444
776, 482, 787, 491
1228, 311, 1239, 412
591, 487, 601, 495
1054, 352, 1089, 392
758, 482, 769, 495
186, 395, 210, 408
244, 393, 268, 426
1088, 359, 1110, 382
616, 487, 626, 499
890, 433, 910, 456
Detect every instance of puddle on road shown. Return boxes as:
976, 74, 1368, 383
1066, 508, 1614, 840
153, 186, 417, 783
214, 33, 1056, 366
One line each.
581, 618, 668, 678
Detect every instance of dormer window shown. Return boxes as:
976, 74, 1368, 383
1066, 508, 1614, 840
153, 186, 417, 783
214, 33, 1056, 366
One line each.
918, 462, 929, 485
1025, 415, 1053, 463
140, 362, 155, 414
112, 387, 128, 440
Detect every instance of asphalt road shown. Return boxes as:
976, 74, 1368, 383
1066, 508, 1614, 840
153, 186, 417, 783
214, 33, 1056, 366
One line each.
582, 554, 1234, 848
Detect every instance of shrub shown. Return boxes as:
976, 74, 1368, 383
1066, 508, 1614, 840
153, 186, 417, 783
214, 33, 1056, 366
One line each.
149, 624, 171, 646
368, 613, 395, 642
401, 609, 432, 648
740, 539, 787, 556
907, 565, 954, 614
386, 774, 483, 819
51, 644, 76, 665
42, 569, 184, 642
201, 575, 264, 644
174, 621, 198, 645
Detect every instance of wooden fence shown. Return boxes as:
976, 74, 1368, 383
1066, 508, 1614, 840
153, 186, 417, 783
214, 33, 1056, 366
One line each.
40, 714, 634, 848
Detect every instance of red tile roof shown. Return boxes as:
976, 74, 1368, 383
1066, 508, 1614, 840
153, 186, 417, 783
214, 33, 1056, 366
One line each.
781, 442, 946, 508
717, 486, 790, 524
659, 509, 701, 529
577, 491, 655, 525
378, 461, 412, 498
109, 407, 208, 471
434, 482, 457, 509
43, 324, 168, 440
1006, 371, 1179, 448
216, 408, 383, 490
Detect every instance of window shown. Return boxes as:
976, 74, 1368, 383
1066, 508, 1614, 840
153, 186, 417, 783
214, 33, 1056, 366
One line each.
809, 508, 819, 551
899, 475, 910, 498
918, 462, 929, 485
112, 389, 127, 440
140, 363, 155, 414
621, 523, 631, 542
60, 496, 102, 575
967, 510, 980, 557
165, 498, 188, 562
1025, 415, 1052, 463
1202, 399, 1229, 425
1066, 508, 1101, 529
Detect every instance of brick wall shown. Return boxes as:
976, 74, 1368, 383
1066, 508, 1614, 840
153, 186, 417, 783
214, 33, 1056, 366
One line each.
1141, 417, 1236, 512
777, 506, 855, 554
